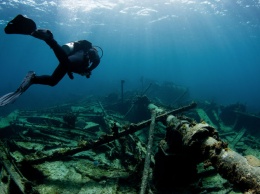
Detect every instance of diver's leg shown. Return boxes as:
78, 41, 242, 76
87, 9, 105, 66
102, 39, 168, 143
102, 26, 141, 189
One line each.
0, 65, 65, 106
5, 15, 68, 64
32, 64, 67, 86
45, 38, 70, 65
31, 29, 69, 65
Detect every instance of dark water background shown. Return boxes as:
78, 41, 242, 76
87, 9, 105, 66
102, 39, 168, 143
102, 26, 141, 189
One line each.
0, 0, 260, 114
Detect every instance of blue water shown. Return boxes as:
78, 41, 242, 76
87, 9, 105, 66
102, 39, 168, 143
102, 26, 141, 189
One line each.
0, 0, 260, 112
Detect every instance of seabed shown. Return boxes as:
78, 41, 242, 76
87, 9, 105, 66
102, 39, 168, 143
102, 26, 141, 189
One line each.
0, 82, 259, 194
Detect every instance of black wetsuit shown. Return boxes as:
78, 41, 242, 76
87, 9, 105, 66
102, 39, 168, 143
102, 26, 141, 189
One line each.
32, 38, 100, 86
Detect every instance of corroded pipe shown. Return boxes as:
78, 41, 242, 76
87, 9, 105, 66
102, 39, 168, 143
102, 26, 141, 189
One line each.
203, 137, 260, 193
166, 118, 260, 193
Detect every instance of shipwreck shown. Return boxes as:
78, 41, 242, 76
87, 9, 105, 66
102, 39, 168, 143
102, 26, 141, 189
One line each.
0, 81, 259, 194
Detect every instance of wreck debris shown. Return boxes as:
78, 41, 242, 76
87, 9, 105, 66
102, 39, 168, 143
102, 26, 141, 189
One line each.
141, 83, 152, 96
218, 103, 256, 133
230, 128, 247, 149
123, 103, 134, 119
20, 102, 197, 165
146, 81, 190, 107
0, 141, 36, 194
196, 108, 216, 128
205, 139, 260, 193
155, 115, 260, 193
98, 101, 108, 117
140, 111, 156, 194
62, 112, 77, 128
124, 95, 151, 122
219, 103, 246, 125
124, 83, 153, 119
1, 87, 260, 194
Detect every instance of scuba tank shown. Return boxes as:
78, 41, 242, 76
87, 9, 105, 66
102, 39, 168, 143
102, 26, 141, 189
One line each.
61, 40, 92, 56
62, 40, 103, 80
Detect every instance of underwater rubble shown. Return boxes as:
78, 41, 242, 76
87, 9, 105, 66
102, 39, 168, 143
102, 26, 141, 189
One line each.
0, 82, 260, 194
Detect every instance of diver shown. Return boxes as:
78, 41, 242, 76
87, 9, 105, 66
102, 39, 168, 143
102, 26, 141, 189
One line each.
0, 14, 102, 106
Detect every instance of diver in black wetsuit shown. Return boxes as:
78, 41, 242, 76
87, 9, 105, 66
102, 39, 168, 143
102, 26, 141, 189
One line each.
0, 14, 101, 106
31, 30, 100, 86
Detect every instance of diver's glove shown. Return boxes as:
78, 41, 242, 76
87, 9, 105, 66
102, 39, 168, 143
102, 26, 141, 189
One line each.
86, 71, 91, 79
81, 67, 92, 78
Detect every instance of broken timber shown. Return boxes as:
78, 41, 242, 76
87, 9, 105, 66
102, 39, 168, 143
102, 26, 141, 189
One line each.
230, 128, 247, 149
140, 111, 156, 194
20, 102, 197, 165
0, 141, 36, 194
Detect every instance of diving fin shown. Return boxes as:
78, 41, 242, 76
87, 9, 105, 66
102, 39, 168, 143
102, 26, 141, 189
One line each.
0, 71, 35, 106
4, 14, 37, 35
18, 71, 35, 92
0, 92, 22, 106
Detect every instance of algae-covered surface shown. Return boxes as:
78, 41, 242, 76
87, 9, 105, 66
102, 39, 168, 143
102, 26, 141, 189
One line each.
0, 95, 260, 194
